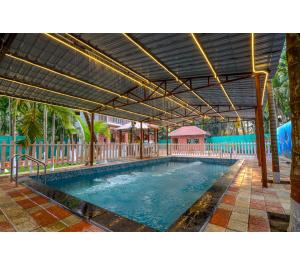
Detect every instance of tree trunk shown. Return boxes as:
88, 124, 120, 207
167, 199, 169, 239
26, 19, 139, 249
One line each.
83, 112, 97, 143
286, 33, 300, 231
43, 106, 48, 162
51, 113, 55, 172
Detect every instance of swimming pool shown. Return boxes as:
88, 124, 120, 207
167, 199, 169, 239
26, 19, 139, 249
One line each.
24, 157, 242, 231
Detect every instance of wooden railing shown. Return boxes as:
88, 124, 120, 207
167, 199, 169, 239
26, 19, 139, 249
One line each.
0, 141, 271, 173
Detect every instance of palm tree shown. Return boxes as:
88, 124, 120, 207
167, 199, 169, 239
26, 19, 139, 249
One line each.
78, 114, 110, 143
286, 33, 300, 231
272, 45, 291, 124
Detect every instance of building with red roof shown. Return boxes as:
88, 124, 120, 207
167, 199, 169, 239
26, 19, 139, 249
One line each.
169, 126, 210, 145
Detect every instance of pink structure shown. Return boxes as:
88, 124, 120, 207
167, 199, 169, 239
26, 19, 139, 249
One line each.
169, 126, 209, 145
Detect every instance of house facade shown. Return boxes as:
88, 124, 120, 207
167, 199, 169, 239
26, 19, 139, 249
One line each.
169, 126, 209, 145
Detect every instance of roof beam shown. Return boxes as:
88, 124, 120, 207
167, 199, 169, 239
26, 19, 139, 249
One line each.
122, 33, 224, 120
191, 33, 241, 120
46, 33, 202, 121
0, 34, 17, 62
4, 53, 180, 123
98, 74, 252, 110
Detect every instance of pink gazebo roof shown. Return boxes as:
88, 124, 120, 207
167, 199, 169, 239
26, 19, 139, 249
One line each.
169, 126, 210, 137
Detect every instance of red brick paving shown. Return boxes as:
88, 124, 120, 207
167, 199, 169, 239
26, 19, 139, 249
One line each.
210, 208, 232, 227
31, 196, 49, 205
16, 199, 36, 209
0, 221, 15, 231
47, 205, 72, 219
61, 221, 97, 232
205, 159, 291, 232
30, 209, 58, 227
222, 194, 236, 205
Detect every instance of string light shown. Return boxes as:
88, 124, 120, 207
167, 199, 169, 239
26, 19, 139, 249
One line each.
191, 33, 240, 120
250, 33, 269, 106
122, 33, 224, 119
44, 33, 198, 121
5, 53, 183, 124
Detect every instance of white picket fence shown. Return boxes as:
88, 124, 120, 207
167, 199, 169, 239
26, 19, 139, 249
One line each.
0, 141, 271, 173
158, 142, 271, 159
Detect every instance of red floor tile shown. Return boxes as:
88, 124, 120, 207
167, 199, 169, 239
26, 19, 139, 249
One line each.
30, 209, 58, 227
228, 186, 239, 192
19, 188, 34, 195
31, 196, 49, 205
0, 221, 15, 232
210, 208, 231, 228
222, 194, 236, 205
16, 199, 36, 209
61, 221, 93, 232
248, 223, 270, 232
47, 205, 71, 219
7, 191, 23, 198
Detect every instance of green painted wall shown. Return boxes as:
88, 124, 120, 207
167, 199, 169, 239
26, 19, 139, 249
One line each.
205, 134, 270, 144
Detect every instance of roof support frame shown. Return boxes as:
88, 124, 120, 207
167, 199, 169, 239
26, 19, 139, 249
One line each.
122, 33, 224, 119
49, 33, 204, 119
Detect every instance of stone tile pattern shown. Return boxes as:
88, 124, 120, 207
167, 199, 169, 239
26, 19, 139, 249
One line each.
0, 158, 291, 232
205, 159, 291, 232
0, 178, 103, 232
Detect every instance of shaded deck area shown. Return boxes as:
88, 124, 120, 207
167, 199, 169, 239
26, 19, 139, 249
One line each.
0, 157, 290, 232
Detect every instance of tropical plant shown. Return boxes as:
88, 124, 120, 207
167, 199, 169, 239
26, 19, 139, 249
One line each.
78, 115, 110, 142
272, 44, 291, 124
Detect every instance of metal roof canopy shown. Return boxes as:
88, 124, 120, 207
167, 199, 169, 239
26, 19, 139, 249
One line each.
0, 33, 284, 127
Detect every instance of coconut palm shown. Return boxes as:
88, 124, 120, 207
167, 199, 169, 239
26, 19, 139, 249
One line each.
78, 114, 110, 143
286, 33, 300, 231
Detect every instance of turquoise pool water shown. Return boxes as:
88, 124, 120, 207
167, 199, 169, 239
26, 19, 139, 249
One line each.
46, 160, 229, 231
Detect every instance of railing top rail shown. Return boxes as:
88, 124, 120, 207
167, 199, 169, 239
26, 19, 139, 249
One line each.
10, 154, 46, 167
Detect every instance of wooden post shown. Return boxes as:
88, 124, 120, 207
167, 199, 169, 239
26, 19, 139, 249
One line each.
119, 130, 122, 158
140, 122, 143, 159
147, 128, 150, 143
255, 75, 268, 188
89, 112, 94, 166
267, 80, 280, 183
255, 108, 261, 166
166, 126, 169, 156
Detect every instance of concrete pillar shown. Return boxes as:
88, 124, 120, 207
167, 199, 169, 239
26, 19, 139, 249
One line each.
267, 80, 280, 183
255, 75, 268, 188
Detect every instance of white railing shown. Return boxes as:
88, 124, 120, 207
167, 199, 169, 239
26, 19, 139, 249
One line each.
0, 141, 159, 173
0, 141, 271, 173
159, 142, 271, 159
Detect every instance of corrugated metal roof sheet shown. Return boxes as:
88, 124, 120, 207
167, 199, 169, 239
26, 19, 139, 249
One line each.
0, 33, 285, 126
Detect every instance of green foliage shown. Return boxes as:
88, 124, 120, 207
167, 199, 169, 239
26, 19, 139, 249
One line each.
271, 44, 290, 122
77, 116, 110, 142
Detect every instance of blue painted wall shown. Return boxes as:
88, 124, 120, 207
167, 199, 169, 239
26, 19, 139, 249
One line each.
277, 121, 292, 158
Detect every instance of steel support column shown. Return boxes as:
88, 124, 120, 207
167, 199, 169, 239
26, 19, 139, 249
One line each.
267, 80, 280, 183
255, 75, 268, 188
89, 112, 94, 166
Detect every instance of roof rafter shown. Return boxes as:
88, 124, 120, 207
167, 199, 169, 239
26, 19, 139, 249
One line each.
122, 33, 224, 120
45, 33, 201, 122
190, 33, 241, 120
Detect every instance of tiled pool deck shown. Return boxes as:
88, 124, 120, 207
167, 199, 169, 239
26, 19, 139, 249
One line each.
0, 157, 291, 232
